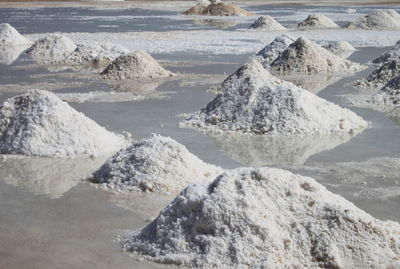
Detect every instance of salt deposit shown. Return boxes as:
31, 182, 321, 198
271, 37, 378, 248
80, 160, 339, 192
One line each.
0, 23, 31, 48
184, 1, 254, 16
26, 33, 77, 64
182, 0, 210, 15
356, 58, 400, 88
322, 41, 356, 58
182, 60, 368, 135
0, 45, 27, 65
101, 51, 174, 80
255, 34, 294, 66
373, 40, 400, 64
345, 9, 400, 30
369, 75, 400, 107
0, 90, 128, 157
90, 134, 223, 194
270, 37, 366, 74
125, 167, 400, 268
297, 14, 339, 29
249, 16, 286, 30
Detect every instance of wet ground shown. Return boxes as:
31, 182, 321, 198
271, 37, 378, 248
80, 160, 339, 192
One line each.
0, 3, 400, 269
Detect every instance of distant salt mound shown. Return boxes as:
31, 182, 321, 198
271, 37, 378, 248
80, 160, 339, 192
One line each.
125, 167, 400, 268
256, 35, 294, 66
183, 0, 211, 15
184, 1, 254, 16
322, 41, 356, 58
369, 75, 400, 107
250, 16, 286, 30
91, 134, 223, 193
101, 51, 174, 80
345, 9, 400, 30
297, 14, 339, 29
373, 40, 400, 64
26, 34, 77, 64
0, 23, 31, 47
0, 90, 128, 157
182, 61, 368, 135
356, 59, 400, 88
270, 37, 366, 74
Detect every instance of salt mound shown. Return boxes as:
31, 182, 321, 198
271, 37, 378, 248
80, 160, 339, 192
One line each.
91, 134, 223, 193
0, 90, 128, 157
357, 58, 400, 88
270, 37, 366, 74
184, 1, 254, 16
182, 60, 368, 135
125, 167, 400, 268
369, 75, 400, 107
297, 14, 339, 29
26, 33, 77, 64
345, 9, 400, 30
0, 45, 27, 65
322, 41, 356, 58
101, 51, 174, 80
183, 0, 210, 15
373, 40, 400, 64
255, 35, 294, 66
0, 23, 31, 47
249, 16, 286, 30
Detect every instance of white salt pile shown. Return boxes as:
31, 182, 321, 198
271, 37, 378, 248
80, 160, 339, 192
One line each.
345, 9, 400, 30
182, 0, 211, 15
0, 90, 128, 157
182, 60, 368, 135
0, 45, 27, 65
125, 167, 400, 268
356, 58, 400, 88
297, 14, 339, 29
184, 1, 254, 16
255, 35, 294, 66
90, 134, 223, 193
270, 37, 366, 74
369, 75, 400, 107
373, 40, 400, 64
101, 51, 174, 80
322, 41, 356, 58
0, 23, 31, 47
249, 16, 286, 30
26, 33, 77, 64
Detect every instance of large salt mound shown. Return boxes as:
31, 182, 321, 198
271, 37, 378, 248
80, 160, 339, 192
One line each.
322, 41, 356, 58
345, 9, 400, 30
297, 14, 339, 29
270, 37, 366, 74
90, 134, 223, 193
0, 90, 127, 157
26, 33, 77, 64
125, 167, 400, 268
369, 75, 400, 107
184, 1, 254, 16
357, 58, 400, 88
373, 40, 400, 64
0, 23, 31, 47
182, 61, 368, 135
101, 51, 174, 80
255, 35, 294, 66
249, 16, 286, 30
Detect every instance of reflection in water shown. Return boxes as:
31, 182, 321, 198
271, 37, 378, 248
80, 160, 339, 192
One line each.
282, 75, 341, 93
192, 19, 238, 29
0, 45, 30, 65
0, 155, 108, 199
209, 132, 360, 167
388, 109, 400, 127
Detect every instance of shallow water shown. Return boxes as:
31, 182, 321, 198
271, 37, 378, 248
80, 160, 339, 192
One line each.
1, 4, 400, 269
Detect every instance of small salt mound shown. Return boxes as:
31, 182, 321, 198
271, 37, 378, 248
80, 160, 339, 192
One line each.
101, 51, 174, 80
90, 134, 223, 193
0, 90, 128, 157
357, 58, 400, 88
373, 40, 400, 64
345, 9, 400, 30
26, 33, 77, 64
270, 37, 366, 74
249, 16, 286, 30
183, 0, 210, 15
369, 75, 400, 107
125, 167, 400, 268
297, 14, 339, 29
184, 1, 254, 16
255, 34, 294, 66
0, 23, 31, 47
182, 60, 368, 135
322, 41, 356, 58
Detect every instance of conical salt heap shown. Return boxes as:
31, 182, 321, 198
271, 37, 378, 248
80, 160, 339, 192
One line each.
183, 0, 211, 15
345, 9, 400, 30
250, 16, 286, 30
101, 51, 174, 80
270, 37, 366, 74
184, 1, 254, 16
297, 14, 339, 29
373, 40, 400, 64
359, 58, 400, 88
370, 75, 400, 107
182, 60, 368, 135
322, 41, 356, 58
91, 134, 223, 193
0, 90, 127, 157
125, 167, 400, 268
0, 23, 31, 48
256, 34, 294, 66
26, 33, 77, 64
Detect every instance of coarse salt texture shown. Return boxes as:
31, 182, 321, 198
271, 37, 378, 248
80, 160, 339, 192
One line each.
255, 34, 294, 66
297, 14, 339, 29
345, 9, 400, 30
0, 23, 32, 48
249, 16, 286, 30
